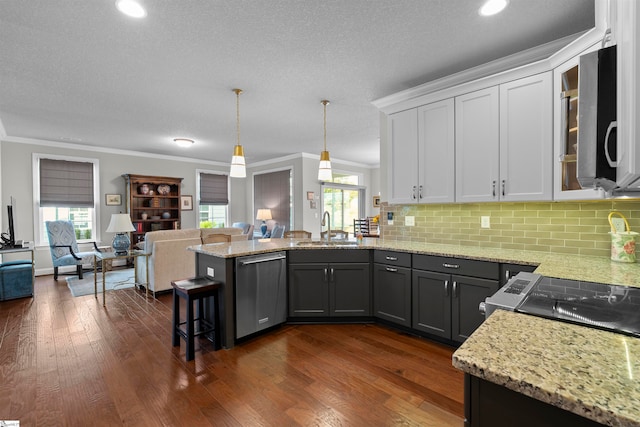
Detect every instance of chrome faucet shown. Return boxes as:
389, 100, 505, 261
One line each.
321, 211, 331, 242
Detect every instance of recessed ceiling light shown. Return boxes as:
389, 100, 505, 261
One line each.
479, 0, 508, 16
116, 0, 147, 18
174, 138, 195, 148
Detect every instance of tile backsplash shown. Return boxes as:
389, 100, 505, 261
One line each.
379, 200, 640, 258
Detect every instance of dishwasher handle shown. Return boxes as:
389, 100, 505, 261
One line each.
238, 254, 286, 266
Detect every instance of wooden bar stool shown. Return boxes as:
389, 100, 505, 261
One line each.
171, 277, 222, 361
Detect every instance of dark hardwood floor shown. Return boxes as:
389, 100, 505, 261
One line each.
0, 275, 464, 426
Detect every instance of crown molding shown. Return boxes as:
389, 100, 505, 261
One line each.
372, 32, 584, 114
1, 135, 229, 166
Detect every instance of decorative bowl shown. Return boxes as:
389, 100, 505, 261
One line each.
150, 215, 161, 220
157, 184, 171, 195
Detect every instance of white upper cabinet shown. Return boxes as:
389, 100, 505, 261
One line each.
499, 72, 553, 201
455, 87, 500, 202
388, 109, 418, 204
388, 99, 455, 204
418, 99, 455, 203
613, 0, 640, 189
455, 74, 552, 203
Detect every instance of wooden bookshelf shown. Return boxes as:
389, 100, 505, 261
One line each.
122, 174, 183, 247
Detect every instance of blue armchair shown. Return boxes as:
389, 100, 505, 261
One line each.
45, 220, 100, 280
0, 260, 33, 301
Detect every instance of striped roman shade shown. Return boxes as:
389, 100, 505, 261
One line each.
39, 158, 94, 207
200, 173, 228, 205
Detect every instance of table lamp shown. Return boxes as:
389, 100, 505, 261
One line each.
106, 213, 135, 254
256, 209, 272, 237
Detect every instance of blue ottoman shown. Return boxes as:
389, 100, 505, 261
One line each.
0, 260, 34, 301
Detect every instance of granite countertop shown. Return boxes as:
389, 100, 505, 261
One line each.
189, 237, 640, 288
453, 310, 640, 426
190, 238, 640, 424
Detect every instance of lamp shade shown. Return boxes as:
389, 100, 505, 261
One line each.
318, 150, 332, 181
106, 214, 135, 233
256, 209, 272, 221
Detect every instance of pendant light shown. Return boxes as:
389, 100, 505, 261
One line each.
318, 99, 332, 181
230, 88, 247, 178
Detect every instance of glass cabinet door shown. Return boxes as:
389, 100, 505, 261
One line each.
559, 66, 580, 191
553, 50, 604, 200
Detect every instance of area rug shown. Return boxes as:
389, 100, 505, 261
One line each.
66, 268, 136, 297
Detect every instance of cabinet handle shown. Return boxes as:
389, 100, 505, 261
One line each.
419, 185, 423, 200
385, 267, 398, 273
385, 256, 398, 261
502, 180, 505, 197
330, 267, 335, 282
412, 185, 417, 200
492, 180, 496, 197
324, 268, 328, 282
444, 280, 449, 297
505, 270, 510, 281
442, 263, 459, 269
453, 281, 458, 298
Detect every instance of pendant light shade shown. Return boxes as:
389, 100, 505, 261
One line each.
318, 99, 332, 181
230, 88, 247, 178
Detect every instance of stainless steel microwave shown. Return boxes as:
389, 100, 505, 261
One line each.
577, 44, 617, 191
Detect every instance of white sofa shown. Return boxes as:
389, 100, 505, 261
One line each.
136, 227, 246, 294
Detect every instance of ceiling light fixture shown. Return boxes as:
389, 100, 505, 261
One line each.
230, 88, 247, 178
318, 100, 332, 181
115, 0, 147, 18
173, 138, 194, 148
479, 0, 508, 16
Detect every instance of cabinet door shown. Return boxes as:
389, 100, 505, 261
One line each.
329, 263, 371, 317
615, 0, 640, 189
288, 264, 329, 317
499, 73, 553, 201
388, 109, 419, 204
553, 51, 604, 200
373, 263, 412, 327
455, 87, 500, 202
418, 99, 455, 203
412, 269, 451, 339
451, 275, 499, 343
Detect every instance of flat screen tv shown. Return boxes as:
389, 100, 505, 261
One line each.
2, 202, 16, 248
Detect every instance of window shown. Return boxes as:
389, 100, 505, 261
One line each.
33, 154, 100, 245
197, 171, 228, 228
322, 171, 365, 235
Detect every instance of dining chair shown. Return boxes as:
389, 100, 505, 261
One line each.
269, 224, 286, 238
45, 220, 101, 280
284, 230, 312, 239
202, 233, 232, 244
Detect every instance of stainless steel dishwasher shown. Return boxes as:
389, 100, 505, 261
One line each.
235, 251, 287, 339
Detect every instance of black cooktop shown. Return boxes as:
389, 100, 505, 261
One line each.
516, 276, 640, 338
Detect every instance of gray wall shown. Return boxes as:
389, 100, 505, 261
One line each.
0, 139, 379, 273
0, 140, 243, 274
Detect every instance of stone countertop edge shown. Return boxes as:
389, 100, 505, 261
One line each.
453, 310, 640, 427
188, 237, 640, 288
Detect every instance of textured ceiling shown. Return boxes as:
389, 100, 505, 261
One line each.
0, 0, 594, 167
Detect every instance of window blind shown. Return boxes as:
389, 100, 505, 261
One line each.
39, 158, 94, 207
200, 173, 228, 205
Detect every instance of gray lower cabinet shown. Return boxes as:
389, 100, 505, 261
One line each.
288, 249, 371, 318
413, 255, 500, 343
373, 250, 412, 327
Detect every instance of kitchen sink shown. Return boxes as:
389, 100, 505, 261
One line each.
295, 240, 359, 247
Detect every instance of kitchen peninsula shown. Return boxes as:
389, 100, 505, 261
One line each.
190, 238, 640, 426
